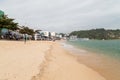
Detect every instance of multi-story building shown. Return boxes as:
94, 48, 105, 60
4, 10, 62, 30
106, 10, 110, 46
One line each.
0, 10, 4, 19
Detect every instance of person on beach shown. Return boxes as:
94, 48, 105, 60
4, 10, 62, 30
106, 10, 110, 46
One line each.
24, 34, 27, 44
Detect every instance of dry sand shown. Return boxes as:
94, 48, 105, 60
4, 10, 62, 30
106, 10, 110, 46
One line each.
0, 40, 106, 80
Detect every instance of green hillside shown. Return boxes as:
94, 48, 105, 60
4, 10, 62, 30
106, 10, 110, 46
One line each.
70, 28, 120, 40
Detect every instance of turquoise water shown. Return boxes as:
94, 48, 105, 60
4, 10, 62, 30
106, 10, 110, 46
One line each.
67, 40, 120, 59
66, 40, 120, 80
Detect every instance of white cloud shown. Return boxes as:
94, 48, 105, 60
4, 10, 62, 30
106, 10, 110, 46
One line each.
0, 0, 120, 32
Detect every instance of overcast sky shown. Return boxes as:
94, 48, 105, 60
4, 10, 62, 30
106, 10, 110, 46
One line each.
0, 0, 120, 33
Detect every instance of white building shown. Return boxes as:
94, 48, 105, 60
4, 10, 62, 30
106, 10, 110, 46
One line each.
34, 33, 41, 40
40, 31, 50, 37
51, 32, 56, 37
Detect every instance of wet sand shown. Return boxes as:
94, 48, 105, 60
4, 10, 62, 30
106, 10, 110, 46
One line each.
77, 52, 120, 80
0, 40, 106, 80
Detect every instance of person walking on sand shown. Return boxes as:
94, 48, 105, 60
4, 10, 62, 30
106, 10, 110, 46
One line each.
24, 34, 27, 44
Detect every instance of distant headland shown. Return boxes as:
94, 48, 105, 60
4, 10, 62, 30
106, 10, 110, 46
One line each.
69, 28, 120, 40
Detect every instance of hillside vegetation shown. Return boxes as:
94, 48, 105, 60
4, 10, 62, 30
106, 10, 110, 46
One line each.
70, 28, 120, 40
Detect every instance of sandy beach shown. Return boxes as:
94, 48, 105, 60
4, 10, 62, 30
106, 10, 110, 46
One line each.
0, 40, 106, 80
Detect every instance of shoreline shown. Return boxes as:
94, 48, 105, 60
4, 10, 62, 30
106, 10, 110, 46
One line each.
32, 41, 106, 80
62, 41, 120, 80
0, 41, 106, 80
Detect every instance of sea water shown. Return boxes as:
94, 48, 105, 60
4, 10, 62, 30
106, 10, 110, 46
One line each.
67, 40, 120, 59
64, 40, 120, 80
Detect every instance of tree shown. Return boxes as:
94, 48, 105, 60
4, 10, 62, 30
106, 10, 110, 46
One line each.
0, 15, 19, 30
19, 26, 34, 35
